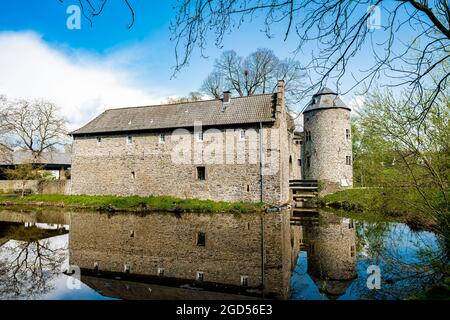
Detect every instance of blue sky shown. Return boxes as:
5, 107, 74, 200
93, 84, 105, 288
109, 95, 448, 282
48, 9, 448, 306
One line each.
0, 0, 314, 129
0, 0, 417, 129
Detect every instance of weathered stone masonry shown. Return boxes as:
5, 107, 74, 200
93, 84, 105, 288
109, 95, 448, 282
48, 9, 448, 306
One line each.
71, 81, 299, 205
69, 210, 298, 299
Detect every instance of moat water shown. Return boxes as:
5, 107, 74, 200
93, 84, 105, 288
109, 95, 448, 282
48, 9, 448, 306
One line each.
0, 208, 446, 300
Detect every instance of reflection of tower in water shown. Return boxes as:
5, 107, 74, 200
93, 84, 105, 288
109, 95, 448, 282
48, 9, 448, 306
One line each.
302, 213, 357, 299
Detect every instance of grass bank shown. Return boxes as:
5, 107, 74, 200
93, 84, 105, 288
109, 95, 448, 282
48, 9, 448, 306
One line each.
0, 194, 263, 214
319, 188, 441, 230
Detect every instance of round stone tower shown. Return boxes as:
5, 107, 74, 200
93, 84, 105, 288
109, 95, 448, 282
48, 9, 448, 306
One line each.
302, 88, 353, 193
303, 214, 357, 299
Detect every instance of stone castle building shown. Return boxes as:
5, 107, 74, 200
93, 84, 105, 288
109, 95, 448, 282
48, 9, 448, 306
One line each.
302, 88, 353, 192
71, 82, 352, 204
69, 210, 299, 299
302, 214, 357, 299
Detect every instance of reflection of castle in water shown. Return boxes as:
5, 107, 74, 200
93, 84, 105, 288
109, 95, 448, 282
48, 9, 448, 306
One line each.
298, 213, 357, 299
69, 210, 300, 299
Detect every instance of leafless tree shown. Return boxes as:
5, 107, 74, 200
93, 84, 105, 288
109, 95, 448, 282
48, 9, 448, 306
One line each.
170, 0, 450, 117
60, 1, 449, 117
165, 91, 205, 104
58, 0, 135, 28
0, 230, 67, 299
201, 49, 305, 105
0, 98, 68, 158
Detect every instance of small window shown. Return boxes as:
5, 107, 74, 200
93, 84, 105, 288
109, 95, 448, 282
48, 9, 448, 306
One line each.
246, 184, 250, 192
196, 232, 206, 246
124, 264, 130, 274
298, 159, 302, 167
131, 171, 136, 179
305, 131, 312, 142
240, 275, 249, 287
346, 156, 352, 165
127, 136, 133, 144
159, 133, 166, 143
349, 220, 354, 229
197, 131, 204, 142
239, 129, 246, 140
196, 271, 204, 282
350, 245, 355, 257
197, 167, 206, 180
245, 222, 250, 230
158, 267, 165, 277
346, 129, 350, 140
96, 137, 102, 145
306, 156, 311, 168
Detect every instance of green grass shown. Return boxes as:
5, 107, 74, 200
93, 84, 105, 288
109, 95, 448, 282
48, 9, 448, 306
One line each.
0, 194, 263, 214
319, 187, 445, 230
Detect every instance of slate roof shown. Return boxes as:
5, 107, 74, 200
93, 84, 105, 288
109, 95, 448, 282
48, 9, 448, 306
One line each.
0, 150, 71, 166
303, 87, 350, 114
71, 94, 277, 136
12, 151, 71, 166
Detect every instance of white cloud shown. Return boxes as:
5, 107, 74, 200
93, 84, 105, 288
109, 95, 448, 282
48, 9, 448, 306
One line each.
0, 31, 169, 131
346, 95, 365, 113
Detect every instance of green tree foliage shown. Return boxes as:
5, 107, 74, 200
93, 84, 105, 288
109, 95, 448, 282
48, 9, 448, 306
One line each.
353, 86, 449, 245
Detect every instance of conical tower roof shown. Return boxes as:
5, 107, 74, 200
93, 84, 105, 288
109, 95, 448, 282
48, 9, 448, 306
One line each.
303, 87, 350, 114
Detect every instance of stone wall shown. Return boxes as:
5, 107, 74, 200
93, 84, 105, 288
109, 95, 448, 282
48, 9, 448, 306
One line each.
0, 180, 68, 195
0, 209, 71, 225
303, 214, 356, 280
71, 122, 293, 205
0, 180, 39, 194
303, 108, 353, 192
69, 210, 295, 299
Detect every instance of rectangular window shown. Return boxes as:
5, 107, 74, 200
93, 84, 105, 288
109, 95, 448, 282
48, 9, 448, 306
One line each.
197, 166, 206, 180
350, 245, 355, 257
346, 129, 350, 140
239, 129, 246, 140
196, 232, 206, 246
240, 276, 249, 287
159, 133, 166, 143
306, 156, 311, 168
127, 136, 133, 144
196, 271, 204, 282
96, 137, 102, 145
346, 156, 352, 165
157, 267, 165, 277
197, 131, 204, 142
298, 159, 301, 167
131, 171, 135, 179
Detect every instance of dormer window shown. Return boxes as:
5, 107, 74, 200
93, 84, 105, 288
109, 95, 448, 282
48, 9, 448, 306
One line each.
197, 131, 204, 142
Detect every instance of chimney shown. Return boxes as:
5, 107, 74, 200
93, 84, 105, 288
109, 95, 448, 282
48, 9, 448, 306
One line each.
223, 91, 231, 103
276, 80, 285, 113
